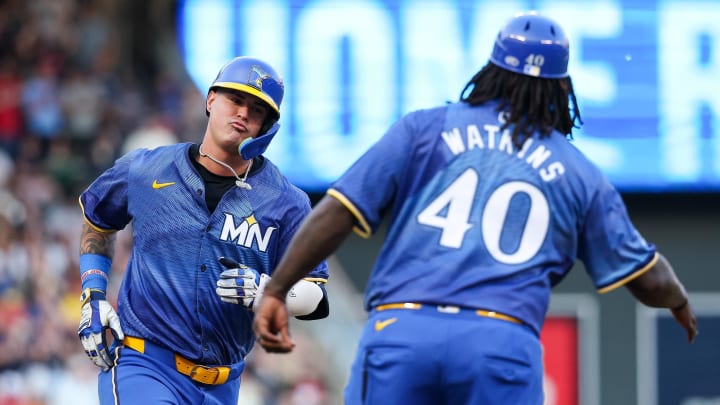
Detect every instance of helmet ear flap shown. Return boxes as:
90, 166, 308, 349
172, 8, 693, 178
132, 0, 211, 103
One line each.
239, 122, 280, 160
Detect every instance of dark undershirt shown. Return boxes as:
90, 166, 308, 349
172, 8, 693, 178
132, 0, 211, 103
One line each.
188, 143, 263, 213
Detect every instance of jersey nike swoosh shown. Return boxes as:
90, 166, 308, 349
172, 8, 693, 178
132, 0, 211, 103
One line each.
374, 317, 397, 332
152, 180, 176, 189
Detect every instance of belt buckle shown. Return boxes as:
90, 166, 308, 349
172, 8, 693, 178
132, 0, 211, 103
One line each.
189, 364, 216, 384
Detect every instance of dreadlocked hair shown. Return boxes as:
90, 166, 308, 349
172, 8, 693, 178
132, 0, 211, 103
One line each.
460, 63, 583, 149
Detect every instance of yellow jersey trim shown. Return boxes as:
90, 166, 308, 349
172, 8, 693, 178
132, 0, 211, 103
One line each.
78, 197, 117, 234
326, 188, 372, 239
302, 277, 328, 284
597, 252, 659, 294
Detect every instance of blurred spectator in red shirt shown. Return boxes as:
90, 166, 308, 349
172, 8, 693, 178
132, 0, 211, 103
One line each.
0, 58, 23, 159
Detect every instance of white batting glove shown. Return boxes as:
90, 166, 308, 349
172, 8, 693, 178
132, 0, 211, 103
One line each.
77, 288, 125, 371
216, 257, 270, 311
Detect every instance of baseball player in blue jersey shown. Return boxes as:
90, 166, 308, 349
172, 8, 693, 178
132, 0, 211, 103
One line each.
252, 11, 698, 405
76, 56, 329, 404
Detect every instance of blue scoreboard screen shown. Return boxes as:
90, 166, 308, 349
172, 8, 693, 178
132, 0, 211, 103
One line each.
178, 0, 720, 193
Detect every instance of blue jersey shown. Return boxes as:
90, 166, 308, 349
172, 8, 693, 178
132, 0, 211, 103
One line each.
80, 143, 328, 365
329, 101, 655, 335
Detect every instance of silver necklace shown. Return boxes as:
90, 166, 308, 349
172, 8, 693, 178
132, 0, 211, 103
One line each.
198, 143, 253, 190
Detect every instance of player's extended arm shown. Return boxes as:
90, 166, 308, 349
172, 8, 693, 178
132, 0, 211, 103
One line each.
625, 253, 698, 342
253, 195, 355, 353
77, 222, 125, 370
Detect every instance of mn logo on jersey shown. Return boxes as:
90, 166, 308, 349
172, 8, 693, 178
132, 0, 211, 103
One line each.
220, 213, 276, 251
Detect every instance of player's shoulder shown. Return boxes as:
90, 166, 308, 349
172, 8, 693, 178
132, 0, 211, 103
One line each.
120, 142, 188, 162
403, 103, 450, 122
108, 143, 190, 178
543, 134, 610, 196
555, 136, 603, 172
395, 103, 451, 134
257, 157, 311, 203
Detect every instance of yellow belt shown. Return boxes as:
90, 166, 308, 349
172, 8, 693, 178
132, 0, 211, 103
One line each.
124, 336, 231, 385
375, 303, 524, 325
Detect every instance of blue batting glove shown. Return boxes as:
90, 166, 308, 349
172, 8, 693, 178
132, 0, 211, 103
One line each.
77, 288, 124, 371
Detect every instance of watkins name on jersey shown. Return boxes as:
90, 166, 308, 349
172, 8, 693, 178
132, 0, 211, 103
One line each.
441, 112, 566, 183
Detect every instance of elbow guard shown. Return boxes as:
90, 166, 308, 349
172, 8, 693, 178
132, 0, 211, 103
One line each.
286, 280, 324, 317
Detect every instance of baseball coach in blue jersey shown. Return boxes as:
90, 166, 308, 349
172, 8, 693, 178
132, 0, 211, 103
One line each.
76, 56, 329, 404
253, 11, 699, 405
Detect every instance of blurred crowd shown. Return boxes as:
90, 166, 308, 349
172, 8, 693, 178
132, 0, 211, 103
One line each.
0, 1, 333, 404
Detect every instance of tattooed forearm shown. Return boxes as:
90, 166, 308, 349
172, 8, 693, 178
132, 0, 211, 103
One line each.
80, 222, 117, 258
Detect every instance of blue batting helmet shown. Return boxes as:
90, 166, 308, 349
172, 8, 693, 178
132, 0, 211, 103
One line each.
209, 56, 284, 117
489, 11, 570, 79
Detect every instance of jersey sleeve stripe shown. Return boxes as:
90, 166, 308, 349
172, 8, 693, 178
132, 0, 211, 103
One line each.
326, 188, 372, 239
302, 277, 328, 284
596, 251, 659, 294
